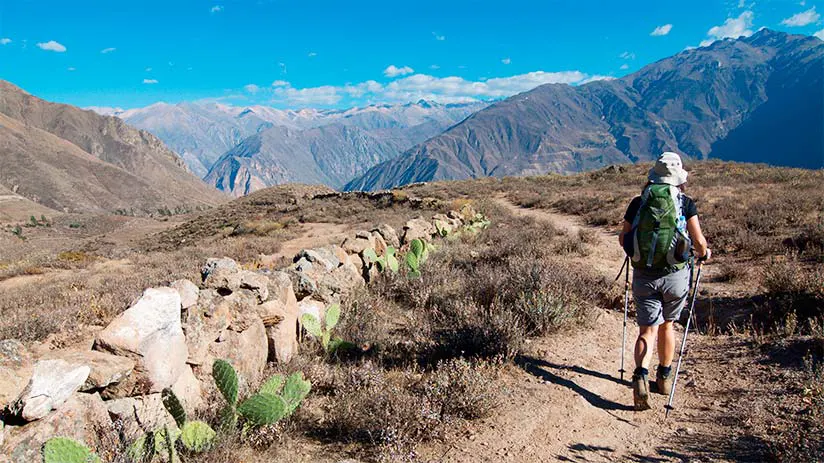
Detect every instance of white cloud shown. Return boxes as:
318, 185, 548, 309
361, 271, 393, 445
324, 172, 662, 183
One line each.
255, 69, 606, 107
143, 79, 159, 84
781, 7, 820, 27
384, 65, 415, 77
210, 5, 223, 13
620, 63, 630, 70
273, 85, 342, 105
700, 11, 754, 47
67, 67, 76, 71
501, 57, 511, 65
308, 52, 317, 57
0, 38, 11, 45
432, 32, 446, 41
37, 40, 67, 52
244, 84, 260, 93
619, 51, 636, 60
101, 47, 116, 54
650, 24, 673, 36
815, 29, 824, 39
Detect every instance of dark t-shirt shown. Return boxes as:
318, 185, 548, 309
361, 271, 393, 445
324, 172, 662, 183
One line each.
623, 194, 698, 223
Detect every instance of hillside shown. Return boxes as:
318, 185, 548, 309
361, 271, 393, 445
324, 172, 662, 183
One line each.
0, 81, 226, 214
109, 100, 486, 180
346, 29, 824, 191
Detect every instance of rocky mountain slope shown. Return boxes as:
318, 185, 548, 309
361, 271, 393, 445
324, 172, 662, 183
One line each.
0, 81, 225, 214
107, 100, 485, 180
346, 29, 824, 191
202, 101, 485, 195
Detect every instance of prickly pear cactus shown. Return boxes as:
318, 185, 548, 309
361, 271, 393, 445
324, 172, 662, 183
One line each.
405, 252, 421, 278
259, 373, 286, 396
161, 388, 187, 427
282, 372, 312, 415
237, 393, 287, 426
212, 359, 239, 406
300, 313, 323, 338
385, 247, 399, 273
325, 303, 341, 330
179, 420, 216, 452
42, 437, 101, 463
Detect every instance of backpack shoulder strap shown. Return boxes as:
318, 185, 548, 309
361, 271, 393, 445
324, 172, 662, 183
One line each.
630, 187, 652, 228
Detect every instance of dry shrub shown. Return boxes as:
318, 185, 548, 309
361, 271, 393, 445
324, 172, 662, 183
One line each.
714, 262, 749, 283
421, 358, 501, 421
552, 234, 590, 256
326, 362, 441, 462
326, 359, 500, 461
756, 258, 824, 335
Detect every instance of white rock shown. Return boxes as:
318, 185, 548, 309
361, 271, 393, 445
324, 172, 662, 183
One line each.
95, 287, 187, 395
171, 279, 199, 309
14, 359, 90, 421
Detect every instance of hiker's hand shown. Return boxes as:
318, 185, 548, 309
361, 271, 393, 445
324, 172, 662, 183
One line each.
698, 249, 711, 263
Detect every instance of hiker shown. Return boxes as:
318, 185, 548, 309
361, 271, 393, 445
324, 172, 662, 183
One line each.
618, 152, 711, 411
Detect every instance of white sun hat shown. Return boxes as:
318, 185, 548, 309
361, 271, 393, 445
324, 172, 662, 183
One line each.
648, 152, 688, 186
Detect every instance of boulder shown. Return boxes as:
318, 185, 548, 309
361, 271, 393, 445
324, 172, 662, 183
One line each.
259, 272, 299, 363
341, 232, 376, 255
171, 279, 199, 310
201, 257, 241, 292
171, 365, 203, 415
372, 232, 389, 255
0, 340, 33, 409
239, 270, 269, 303
106, 393, 175, 440
209, 314, 267, 384
2, 393, 112, 462
42, 349, 135, 392
432, 213, 461, 235
94, 287, 188, 396
183, 289, 232, 366
10, 359, 90, 421
373, 224, 400, 248
402, 217, 436, 244
295, 247, 341, 271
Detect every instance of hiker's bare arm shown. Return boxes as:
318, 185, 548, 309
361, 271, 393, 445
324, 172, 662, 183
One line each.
687, 216, 710, 260
619, 221, 631, 247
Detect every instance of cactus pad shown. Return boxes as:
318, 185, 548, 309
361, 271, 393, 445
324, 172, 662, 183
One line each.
212, 359, 239, 406
161, 388, 187, 427
42, 437, 101, 463
237, 393, 287, 426
179, 420, 216, 452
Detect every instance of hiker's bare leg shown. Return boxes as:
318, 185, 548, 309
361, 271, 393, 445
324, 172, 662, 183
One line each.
634, 325, 658, 371
657, 321, 675, 367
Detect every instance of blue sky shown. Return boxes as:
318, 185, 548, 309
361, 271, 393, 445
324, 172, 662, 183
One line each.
0, 0, 822, 109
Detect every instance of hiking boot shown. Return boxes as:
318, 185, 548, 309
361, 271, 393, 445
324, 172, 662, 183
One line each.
657, 366, 673, 396
632, 374, 651, 411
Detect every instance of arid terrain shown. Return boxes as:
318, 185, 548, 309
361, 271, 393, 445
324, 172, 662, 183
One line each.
1, 161, 821, 462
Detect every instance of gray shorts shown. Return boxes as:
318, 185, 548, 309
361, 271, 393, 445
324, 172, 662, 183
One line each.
632, 267, 690, 327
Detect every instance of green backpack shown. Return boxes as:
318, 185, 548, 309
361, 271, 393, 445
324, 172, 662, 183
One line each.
623, 184, 692, 272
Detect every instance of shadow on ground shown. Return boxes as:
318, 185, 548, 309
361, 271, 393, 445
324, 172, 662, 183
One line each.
515, 355, 634, 412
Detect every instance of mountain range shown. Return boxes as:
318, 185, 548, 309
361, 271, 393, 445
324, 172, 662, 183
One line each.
0, 81, 226, 214
345, 29, 823, 191
94, 100, 485, 194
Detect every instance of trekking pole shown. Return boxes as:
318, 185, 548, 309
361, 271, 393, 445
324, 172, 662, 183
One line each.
618, 257, 630, 382
665, 258, 705, 418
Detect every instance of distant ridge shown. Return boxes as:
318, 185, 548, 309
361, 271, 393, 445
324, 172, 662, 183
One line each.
345, 29, 824, 191
0, 81, 226, 214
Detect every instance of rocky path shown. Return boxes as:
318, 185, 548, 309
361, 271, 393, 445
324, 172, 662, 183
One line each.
422, 200, 750, 462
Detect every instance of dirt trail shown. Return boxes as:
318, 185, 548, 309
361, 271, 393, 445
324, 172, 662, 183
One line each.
422, 200, 742, 462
